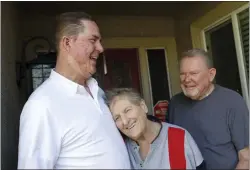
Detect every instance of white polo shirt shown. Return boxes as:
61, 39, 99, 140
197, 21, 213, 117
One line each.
18, 70, 131, 169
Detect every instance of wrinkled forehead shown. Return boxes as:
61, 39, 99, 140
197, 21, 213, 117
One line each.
180, 55, 208, 71
109, 96, 134, 112
79, 20, 101, 38
110, 96, 130, 107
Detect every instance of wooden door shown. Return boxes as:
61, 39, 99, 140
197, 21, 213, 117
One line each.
94, 48, 141, 93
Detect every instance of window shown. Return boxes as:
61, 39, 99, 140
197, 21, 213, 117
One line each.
28, 52, 56, 91
202, 4, 249, 105
31, 64, 54, 90
238, 8, 249, 84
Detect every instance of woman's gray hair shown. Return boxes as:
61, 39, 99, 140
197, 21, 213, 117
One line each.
105, 88, 143, 106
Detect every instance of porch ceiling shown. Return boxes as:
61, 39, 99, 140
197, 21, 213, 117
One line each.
17, 1, 220, 18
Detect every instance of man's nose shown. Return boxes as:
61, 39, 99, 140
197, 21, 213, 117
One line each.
96, 41, 104, 53
184, 74, 191, 82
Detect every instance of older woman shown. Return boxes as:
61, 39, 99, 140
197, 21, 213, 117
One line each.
106, 88, 206, 169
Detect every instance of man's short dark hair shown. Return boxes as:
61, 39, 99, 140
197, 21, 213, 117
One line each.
55, 12, 94, 51
180, 48, 214, 68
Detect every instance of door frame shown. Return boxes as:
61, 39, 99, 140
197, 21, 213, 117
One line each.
102, 37, 179, 114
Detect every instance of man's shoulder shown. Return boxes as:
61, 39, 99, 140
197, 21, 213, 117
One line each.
28, 79, 56, 101
214, 84, 244, 100
22, 79, 57, 114
98, 87, 105, 97
170, 92, 186, 103
97, 87, 108, 102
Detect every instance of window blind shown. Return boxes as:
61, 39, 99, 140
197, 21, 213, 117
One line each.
238, 8, 249, 84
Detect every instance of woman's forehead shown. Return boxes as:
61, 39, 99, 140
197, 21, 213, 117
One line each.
111, 96, 132, 107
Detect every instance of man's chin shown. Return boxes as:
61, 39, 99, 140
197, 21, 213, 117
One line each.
183, 91, 199, 100
189, 96, 199, 100
89, 70, 96, 77
78, 71, 95, 80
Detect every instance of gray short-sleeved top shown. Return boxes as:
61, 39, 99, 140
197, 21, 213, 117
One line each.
168, 84, 249, 169
126, 123, 204, 169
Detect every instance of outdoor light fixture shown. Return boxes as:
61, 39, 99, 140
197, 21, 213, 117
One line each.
17, 36, 52, 89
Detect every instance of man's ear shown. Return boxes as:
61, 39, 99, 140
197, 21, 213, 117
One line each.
62, 36, 71, 52
209, 68, 216, 82
140, 100, 148, 114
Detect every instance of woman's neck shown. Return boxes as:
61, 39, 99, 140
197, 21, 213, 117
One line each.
137, 120, 161, 144
136, 120, 162, 160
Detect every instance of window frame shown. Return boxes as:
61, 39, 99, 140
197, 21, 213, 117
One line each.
201, 4, 249, 109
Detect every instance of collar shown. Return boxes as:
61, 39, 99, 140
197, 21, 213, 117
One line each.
49, 69, 98, 96
150, 122, 163, 148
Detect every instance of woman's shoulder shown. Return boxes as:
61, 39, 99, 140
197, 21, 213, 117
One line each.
161, 122, 188, 134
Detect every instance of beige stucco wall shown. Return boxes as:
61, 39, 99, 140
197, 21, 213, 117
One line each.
95, 16, 175, 38
174, 2, 222, 58
1, 2, 22, 169
21, 14, 175, 61
174, 19, 193, 59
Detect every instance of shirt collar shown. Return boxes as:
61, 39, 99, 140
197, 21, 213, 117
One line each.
49, 69, 98, 96
150, 122, 163, 147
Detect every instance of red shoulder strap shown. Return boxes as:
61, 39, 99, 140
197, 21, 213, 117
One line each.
168, 127, 186, 170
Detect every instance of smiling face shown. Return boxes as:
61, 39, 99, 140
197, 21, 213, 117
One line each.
109, 97, 148, 140
63, 20, 104, 80
179, 55, 216, 100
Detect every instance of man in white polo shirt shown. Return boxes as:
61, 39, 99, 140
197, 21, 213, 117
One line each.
18, 12, 130, 169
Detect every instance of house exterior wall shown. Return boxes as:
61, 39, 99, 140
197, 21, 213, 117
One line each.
174, 2, 222, 59
1, 2, 22, 170
20, 14, 175, 60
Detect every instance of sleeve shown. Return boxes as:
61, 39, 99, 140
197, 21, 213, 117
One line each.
185, 130, 205, 169
228, 96, 249, 151
18, 100, 61, 169
99, 87, 107, 102
99, 87, 105, 97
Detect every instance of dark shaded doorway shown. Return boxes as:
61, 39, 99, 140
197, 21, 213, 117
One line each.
206, 20, 242, 95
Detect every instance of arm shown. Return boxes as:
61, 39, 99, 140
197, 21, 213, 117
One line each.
18, 100, 61, 169
228, 96, 249, 170
236, 147, 249, 169
185, 130, 206, 170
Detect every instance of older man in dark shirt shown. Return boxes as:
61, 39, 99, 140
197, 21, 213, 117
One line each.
168, 48, 249, 169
